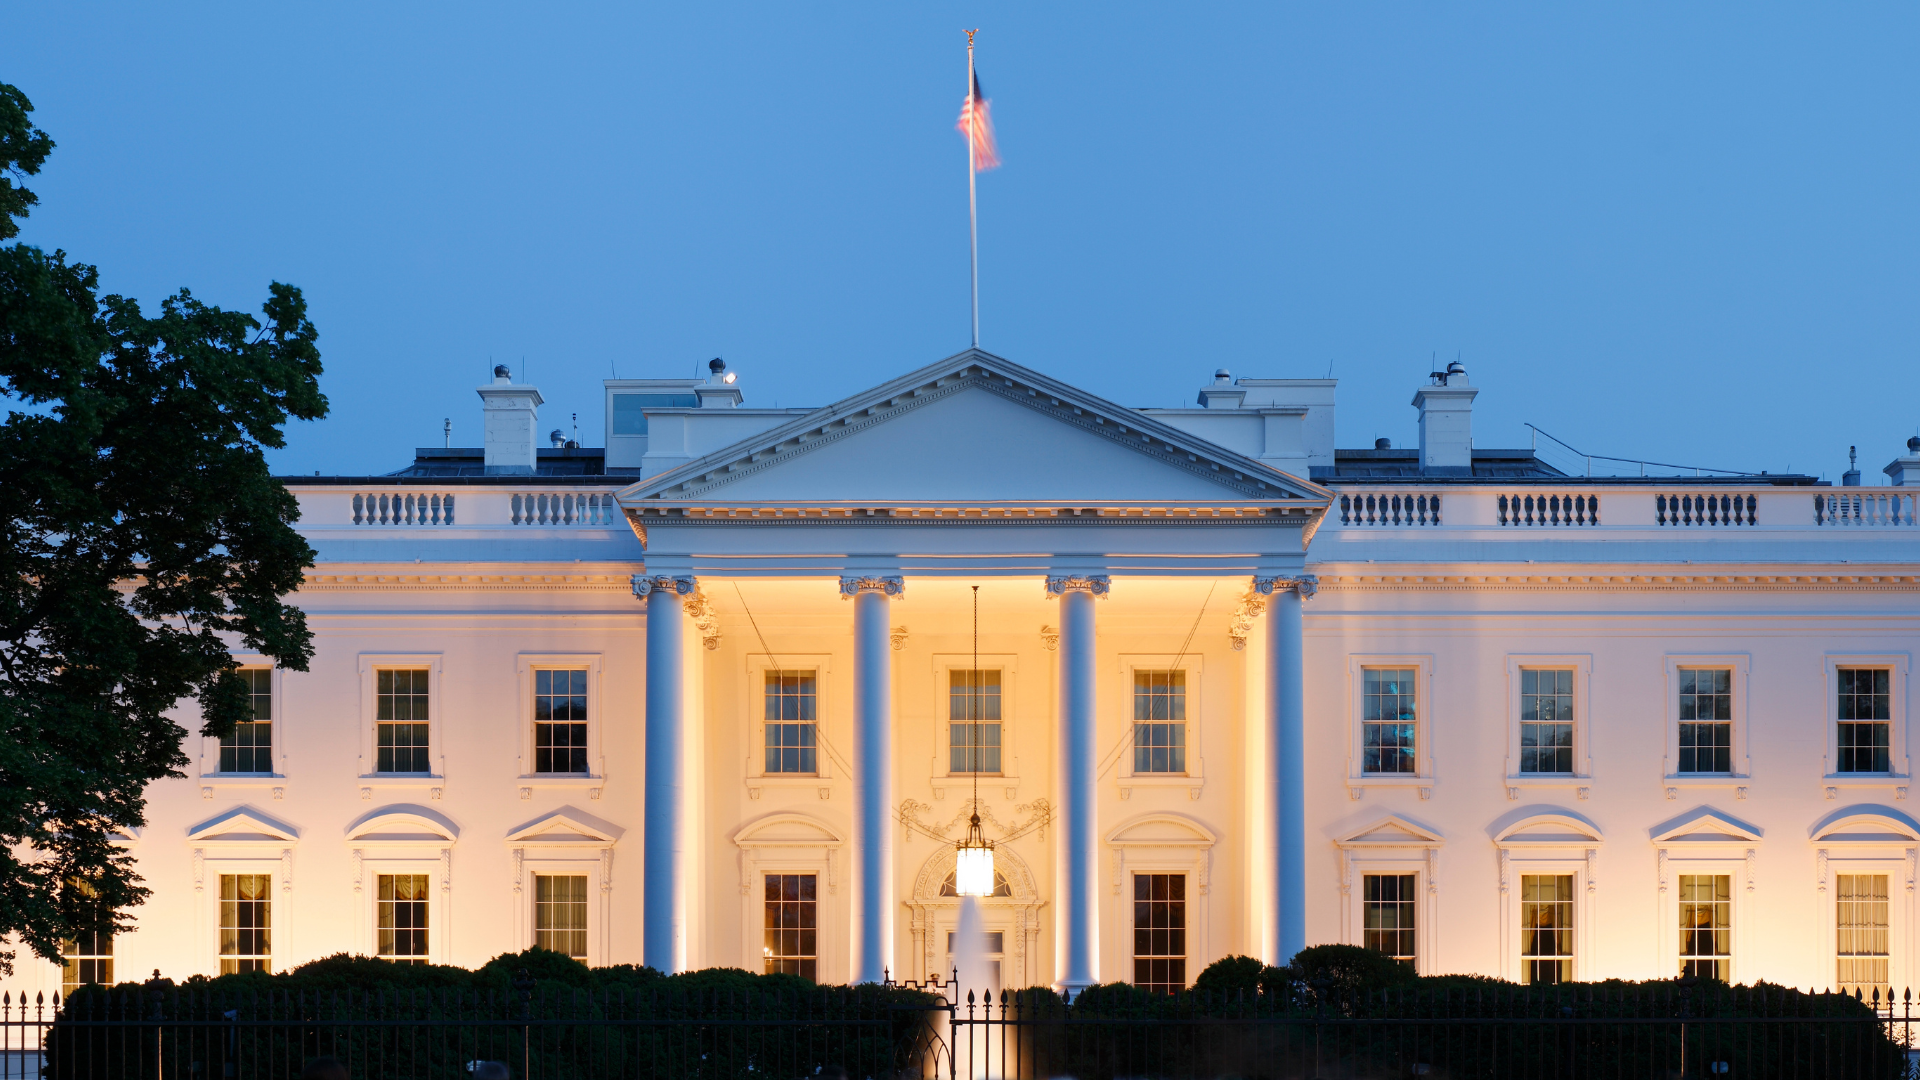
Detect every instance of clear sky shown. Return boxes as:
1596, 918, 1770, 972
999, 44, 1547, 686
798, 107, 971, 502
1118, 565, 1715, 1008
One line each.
6, 4, 1917, 480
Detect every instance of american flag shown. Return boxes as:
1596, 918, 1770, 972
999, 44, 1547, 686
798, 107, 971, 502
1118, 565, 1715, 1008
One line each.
956, 71, 999, 171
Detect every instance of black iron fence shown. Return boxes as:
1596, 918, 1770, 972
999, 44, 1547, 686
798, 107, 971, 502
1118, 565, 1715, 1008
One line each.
5, 975, 1919, 1079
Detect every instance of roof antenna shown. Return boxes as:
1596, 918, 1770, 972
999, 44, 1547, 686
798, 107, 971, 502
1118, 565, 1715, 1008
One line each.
1325, 359, 1333, 379
443, 418, 450, 449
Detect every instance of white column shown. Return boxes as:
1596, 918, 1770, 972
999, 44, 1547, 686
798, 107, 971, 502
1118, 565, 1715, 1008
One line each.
1257, 575, 1315, 966
1049, 574, 1108, 992
635, 573, 693, 973
844, 575, 903, 984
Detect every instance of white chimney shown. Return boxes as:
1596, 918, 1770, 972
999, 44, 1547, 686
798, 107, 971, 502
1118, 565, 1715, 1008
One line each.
1412, 362, 1476, 475
1885, 437, 1920, 486
478, 364, 544, 475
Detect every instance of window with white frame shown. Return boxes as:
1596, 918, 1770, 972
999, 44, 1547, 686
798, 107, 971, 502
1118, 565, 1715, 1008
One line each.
60, 881, 113, 998
535, 874, 589, 959
949, 670, 1002, 775
1837, 669, 1893, 774
764, 873, 817, 980
1676, 669, 1733, 775
1362, 873, 1417, 967
764, 671, 818, 775
1520, 874, 1574, 984
218, 874, 271, 974
219, 668, 273, 774
533, 669, 589, 775
1518, 669, 1574, 775
1132, 873, 1186, 993
377, 873, 430, 964
1836, 873, 1890, 999
1132, 670, 1187, 775
376, 669, 432, 774
1362, 669, 1418, 775
1678, 874, 1731, 979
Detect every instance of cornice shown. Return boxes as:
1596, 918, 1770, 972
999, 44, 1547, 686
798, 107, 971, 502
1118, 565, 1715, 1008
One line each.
300, 569, 635, 592
1312, 568, 1920, 591
626, 504, 1316, 526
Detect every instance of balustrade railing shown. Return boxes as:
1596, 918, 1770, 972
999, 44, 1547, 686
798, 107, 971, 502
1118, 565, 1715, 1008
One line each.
510, 492, 618, 526
1816, 492, 1917, 527
1497, 493, 1598, 526
351, 492, 454, 525
1339, 492, 1441, 526
1657, 492, 1757, 526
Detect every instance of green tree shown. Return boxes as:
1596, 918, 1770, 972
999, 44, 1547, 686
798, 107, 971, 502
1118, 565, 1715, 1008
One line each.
0, 82, 326, 972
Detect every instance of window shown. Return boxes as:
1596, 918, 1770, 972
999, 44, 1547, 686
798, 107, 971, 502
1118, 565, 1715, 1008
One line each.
1520, 874, 1574, 984
377, 874, 430, 964
1362, 873, 1417, 967
220, 668, 273, 773
376, 669, 431, 774
1132, 670, 1187, 774
218, 874, 271, 974
946, 931, 1005, 986
1519, 669, 1573, 775
1837, 669, 1892, 774
764, 671, 818, 775
534, 669, 589, 774
949, 670, 1002, 774
1362, 669, 1417, 775
1677, 669, 1733, 774
1837, 874, 1890, 1000
1678, 874, 1731, 980
763, 874, 817, 980
60, 929, 113, 998
535, 874, 588, 959
611, 393, 698, 436
1132, 873, 1186, 993
940, 867, 1011, 897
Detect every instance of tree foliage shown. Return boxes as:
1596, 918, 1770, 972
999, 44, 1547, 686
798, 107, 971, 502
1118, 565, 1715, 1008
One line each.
0, 81, 326, 971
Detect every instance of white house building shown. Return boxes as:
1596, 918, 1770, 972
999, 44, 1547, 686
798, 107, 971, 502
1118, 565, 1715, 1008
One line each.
17, 349, 1920, 1001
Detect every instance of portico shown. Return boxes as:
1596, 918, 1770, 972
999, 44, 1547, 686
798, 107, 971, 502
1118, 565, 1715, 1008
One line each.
621, 351, 1329, 986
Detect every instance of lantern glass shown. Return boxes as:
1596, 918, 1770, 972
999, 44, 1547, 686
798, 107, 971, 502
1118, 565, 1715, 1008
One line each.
954, 844, 996, 897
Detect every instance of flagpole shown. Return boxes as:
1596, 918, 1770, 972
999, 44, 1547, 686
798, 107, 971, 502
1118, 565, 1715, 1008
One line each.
966, 30, 980, 349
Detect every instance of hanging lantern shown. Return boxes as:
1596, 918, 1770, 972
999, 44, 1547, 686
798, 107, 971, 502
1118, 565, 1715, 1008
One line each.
953, 813, 996, 897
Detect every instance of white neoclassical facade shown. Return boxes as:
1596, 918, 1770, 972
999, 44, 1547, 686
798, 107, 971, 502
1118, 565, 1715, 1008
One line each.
14, 349, 1920, 999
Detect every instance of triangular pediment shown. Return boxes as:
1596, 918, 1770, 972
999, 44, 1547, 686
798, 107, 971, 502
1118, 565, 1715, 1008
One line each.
505, 807, 623, 846
188, 807, 300, 844
1650, 807, 1763, 845
621, 351, 1327, 507
1338, 815, 1444, 848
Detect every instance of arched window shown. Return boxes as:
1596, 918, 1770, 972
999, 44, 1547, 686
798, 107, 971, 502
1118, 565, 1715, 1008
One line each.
940, 867, 1011, 897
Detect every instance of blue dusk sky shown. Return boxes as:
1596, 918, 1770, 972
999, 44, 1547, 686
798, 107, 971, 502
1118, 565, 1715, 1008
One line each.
5, 5, 1917, 480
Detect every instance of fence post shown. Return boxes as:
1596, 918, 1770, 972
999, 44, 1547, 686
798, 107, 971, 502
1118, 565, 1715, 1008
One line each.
513, 968, 534, 1080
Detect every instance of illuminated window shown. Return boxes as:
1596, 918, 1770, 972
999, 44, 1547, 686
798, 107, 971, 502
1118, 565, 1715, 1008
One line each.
764, 671, 817, 775
1519, 669, 1574, 775
1132, 670, 1187, 774
1132, 873, 1186, 993
1520, 874, 1574, 984
1362, 669, 1417, 774
763, 874, 816, 980
535, 874, 588, 959
377, 874, 430, 964
220, 669, 273, 774
376, 669, 431, 774
1363, 873, 1417, 967
534, 669, 589, 774
1837, 669, 1892, 774
1677, 669, 1733, 774
60, 929, 113, 998
1837, 874, 1890, 1000
218, 874, 271, 974
949, 670, 1002, 774
1678, 874, 1731, 980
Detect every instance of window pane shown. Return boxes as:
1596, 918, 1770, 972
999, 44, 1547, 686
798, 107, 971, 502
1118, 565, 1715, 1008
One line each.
764, 671, 818, 774
218, 874, 272, 974
1837, 669, 1892, 774
1519, 668, 1575, 775
1678, 874, 1732, 980
220, 669, 275, 774
1132, 672, 1188, 774
376, 669, 431, 773
1520, 874, 1574, 985
1132, 874, 1187, 993
1363, 669, 1417, 774
534, 874, 590, 959
764, 874, 818, 981
1676, 669, 1733, 774
377, 874, 431, 964
1362, 873, 1418, 969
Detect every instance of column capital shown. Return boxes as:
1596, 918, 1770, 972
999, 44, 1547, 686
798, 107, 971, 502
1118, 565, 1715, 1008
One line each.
1254, 574, 1318, 600
632, 574, 695, 598
839, 575, 904, 598
1046, 575, 1110, 598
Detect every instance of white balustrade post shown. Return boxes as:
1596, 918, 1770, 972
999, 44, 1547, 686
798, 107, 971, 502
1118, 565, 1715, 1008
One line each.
1257, 575, 1315, 966
636, 573, 694, 973
1049, 574, 1108, 992
845, 575, 904, 984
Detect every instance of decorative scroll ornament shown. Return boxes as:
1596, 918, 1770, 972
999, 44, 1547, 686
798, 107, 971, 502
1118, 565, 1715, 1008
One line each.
1253, 574, 1318, 599
631, 575, 695, 598
839, 576, 904, 598
1045, 575, 1110, 597
683, 587, 722, 651
1039, 625, 1059, 651
890, 625, 910, 651
1228, 590, 1266, 651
